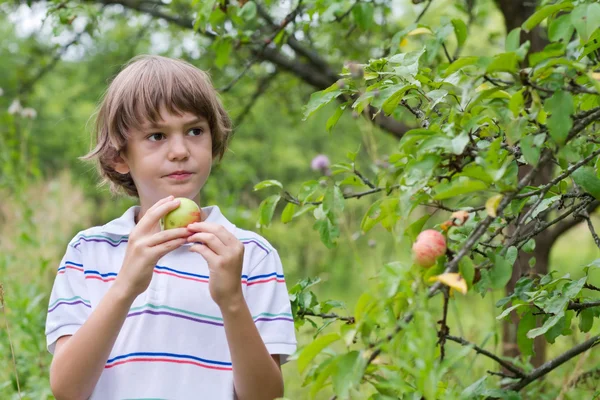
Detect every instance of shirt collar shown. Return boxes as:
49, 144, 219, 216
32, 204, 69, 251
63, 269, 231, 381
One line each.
100, 205, 236, 236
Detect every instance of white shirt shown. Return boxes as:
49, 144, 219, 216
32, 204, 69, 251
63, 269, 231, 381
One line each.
45, 205, 297, 399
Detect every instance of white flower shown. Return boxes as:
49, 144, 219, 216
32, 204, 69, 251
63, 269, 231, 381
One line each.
21, 108, 37, 119
8, 99, 22, 115
310, 154, 330, 171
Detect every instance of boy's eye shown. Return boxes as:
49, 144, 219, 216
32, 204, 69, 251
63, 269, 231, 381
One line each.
188, 128, 204, 136
148, 133, 165, 142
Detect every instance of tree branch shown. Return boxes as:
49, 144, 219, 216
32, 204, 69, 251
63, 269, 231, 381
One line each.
504, 335, 600, 392
446, 335, 526, 378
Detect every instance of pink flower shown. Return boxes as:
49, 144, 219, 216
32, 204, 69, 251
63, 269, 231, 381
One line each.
311, 154, 330, 171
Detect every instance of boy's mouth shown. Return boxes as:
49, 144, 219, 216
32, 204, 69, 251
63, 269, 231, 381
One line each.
165, 170, 194, 180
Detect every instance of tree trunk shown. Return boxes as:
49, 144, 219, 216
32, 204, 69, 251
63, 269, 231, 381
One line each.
495, 0, 550, 368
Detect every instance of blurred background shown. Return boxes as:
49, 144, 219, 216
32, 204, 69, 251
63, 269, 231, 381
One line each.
0, 0, 599, 398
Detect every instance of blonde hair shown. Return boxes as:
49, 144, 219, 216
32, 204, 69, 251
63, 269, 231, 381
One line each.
81, 55, 232, 197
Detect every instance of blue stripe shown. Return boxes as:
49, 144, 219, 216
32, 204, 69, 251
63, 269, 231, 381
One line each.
65, 261, 83, 267
245, 272, 285, 281
155, 265, 209, 279
85, 270, 118, 277
106, 352, 232, 366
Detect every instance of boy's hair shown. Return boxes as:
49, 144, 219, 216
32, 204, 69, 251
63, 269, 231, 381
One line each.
81, 54, 232, 197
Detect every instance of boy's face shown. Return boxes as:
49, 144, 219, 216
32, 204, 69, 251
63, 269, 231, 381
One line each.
114, 106, 213, 206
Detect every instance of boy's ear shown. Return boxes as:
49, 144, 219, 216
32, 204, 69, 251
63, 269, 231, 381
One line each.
112, 152, 130, 175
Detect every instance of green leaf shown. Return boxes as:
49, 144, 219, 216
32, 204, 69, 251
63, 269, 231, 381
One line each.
297, 332, 341, 374
461, 377, 488, 398
326, 106, 345, 133
323, 184, 345, 222
522, 2, 574, 33
253, 179, 283, 191
303, 89, 343, 120
332, 351, 366, 398
237, 1, 257, 20
259, 194, 281, 227
572, 166, 600, 199
214, 38, 233, 69
459, 257, 475, 288
452, 18, 468, 48
545, 90, 574, 145
486, 52, 518, 73
579, 308, 594, 333
444, 56, 479, 76
433, 178, 488, 200
352, 3, 374, 31
407, 214, 430, 242
489, 248, 516, 290
281, 202, 297, 224
520, 135, 541, 166
527, 312, 564, 338
571, 3, 600, 42
506, 28, 521, 52
518, 312, 536, 357
548, 13, 575, 43
193, 0, 218, 31
314, 217, 339, 248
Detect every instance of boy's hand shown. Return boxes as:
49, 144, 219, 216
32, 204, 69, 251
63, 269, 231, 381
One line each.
186, 222, 245, 308
115, 195, 192, 298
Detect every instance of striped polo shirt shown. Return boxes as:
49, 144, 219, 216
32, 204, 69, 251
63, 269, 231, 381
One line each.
45, 205, 297, 399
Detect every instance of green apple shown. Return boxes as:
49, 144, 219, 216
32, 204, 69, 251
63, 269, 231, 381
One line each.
161, 197, 201, 230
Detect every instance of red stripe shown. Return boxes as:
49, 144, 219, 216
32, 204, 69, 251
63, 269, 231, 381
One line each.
154, 270, 209, 283
86, 275, 116, 282
58, 271, 65, 275
105, 358, 232, 371
65, 265, 83, 272
245, 277, 286, 286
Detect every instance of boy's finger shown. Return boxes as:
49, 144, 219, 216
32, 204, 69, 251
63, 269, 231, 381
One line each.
187, 232, 226, 254
138, 198, 181, 232
147, 228, 192, 247
187, 222, 235, 245
151, 237, 188, 258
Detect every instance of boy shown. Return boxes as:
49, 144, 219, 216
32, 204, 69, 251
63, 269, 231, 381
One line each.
45, 55, 297, 400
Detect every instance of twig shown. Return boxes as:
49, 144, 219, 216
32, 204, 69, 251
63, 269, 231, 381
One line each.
353, 168, 376, 189
438, 288, 450, 361
504, 335, 600, 391
580, 210, 600, 249
568, 300, 600, 311
233, 71, 279, 126
415, 0, 433, 23
298, 309, 356, 324
445, 335, 525, 378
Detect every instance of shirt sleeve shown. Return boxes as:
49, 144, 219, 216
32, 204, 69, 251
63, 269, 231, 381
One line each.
245, 249, 297, 364
45, 240, 91, 354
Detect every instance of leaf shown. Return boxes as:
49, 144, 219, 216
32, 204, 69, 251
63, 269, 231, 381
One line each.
489, 248, 517, 290
485, 194, 503, 217
571, 3, 600, 42
407, 214, 430, 242
545, 90, 574, 145
253, 179, 283, 191
429, 273, 468, 294
433, 178, 488, 200
352, 3, 374, 31
259, 194, 281, 227
518, 312, 536, 357
303, 89, 343, 120
486, 52, 518, 73
452, 18, 467, 48
506, 28, 521, 52
548, 13, 575, 43
297, 333, 341, 374
520, 135, 541, 166
237, 1, 257, 20
332, 351, 366, 399
572, 166, 600, 199
444, 56, 480, 76
459, 257, 475, 288
326, 106, 345, 133
314, 217, 339, 249
522, 2, 574, 33
527, 312, 564, 339
214, 38, 233, 69
281, 202, 297, 224
323, 184, 345, 222
461, 376, 488, 398
579, 308, 594, 333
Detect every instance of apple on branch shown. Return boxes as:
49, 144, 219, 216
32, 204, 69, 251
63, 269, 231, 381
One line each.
412, 229, 447, 268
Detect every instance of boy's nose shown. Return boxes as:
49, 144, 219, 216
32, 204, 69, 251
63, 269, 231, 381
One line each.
167, 135, 190, 160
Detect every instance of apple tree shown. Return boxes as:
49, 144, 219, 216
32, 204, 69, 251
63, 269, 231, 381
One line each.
253, 1, 600, 398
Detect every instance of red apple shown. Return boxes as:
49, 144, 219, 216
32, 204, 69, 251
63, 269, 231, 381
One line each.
161, 197, 201, 230
412, 229, 447, 268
